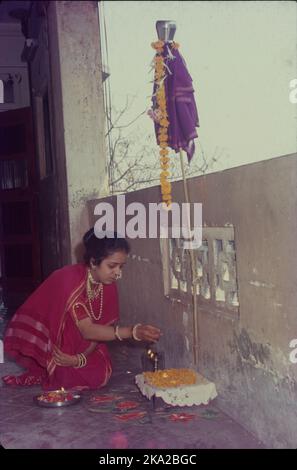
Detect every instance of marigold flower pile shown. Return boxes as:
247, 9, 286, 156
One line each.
143, 368, 197, 388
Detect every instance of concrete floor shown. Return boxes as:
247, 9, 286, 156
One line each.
0, 342, 264, 449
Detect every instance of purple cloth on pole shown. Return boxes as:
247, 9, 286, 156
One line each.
153, 43, 199, 162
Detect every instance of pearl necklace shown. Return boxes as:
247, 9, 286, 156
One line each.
87, 270, 104, 321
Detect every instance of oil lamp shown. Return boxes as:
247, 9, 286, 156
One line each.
141, 346, 165, 372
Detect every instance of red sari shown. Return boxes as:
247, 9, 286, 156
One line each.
3, 264, 119, 390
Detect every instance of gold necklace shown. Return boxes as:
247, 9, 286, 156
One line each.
87, 270, 104, 321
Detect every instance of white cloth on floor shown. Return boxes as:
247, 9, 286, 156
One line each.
135, 372, 217, 406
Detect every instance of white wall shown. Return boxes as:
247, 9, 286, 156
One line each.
48, 1, 109, 261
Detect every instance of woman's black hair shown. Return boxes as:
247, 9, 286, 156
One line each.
83, 228, 130, 265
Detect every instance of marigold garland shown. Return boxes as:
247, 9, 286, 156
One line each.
151, 40, 175, 208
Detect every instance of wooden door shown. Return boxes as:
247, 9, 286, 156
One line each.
0, 107, 41, 309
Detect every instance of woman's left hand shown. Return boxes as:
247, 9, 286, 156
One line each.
53, 345, 78, 367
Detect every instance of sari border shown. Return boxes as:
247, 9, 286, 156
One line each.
47, 271, 87, 376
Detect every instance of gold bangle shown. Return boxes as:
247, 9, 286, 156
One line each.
80, 353, 87, 367
74, 353, 87, 368
132, 323, 142, 341
114, 325, 123, 341
74, 354, 81, 368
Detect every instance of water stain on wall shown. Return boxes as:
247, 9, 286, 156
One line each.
230, 328, 271, 366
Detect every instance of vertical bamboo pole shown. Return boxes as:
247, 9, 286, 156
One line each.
179, 149, 199, 366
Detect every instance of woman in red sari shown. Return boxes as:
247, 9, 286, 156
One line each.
2, 229, 161, 390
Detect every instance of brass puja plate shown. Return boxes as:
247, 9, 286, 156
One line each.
33, 389, 82, 408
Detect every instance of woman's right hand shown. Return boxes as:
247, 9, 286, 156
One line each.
53, 345, 78, 367
133, 324, 161, 343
